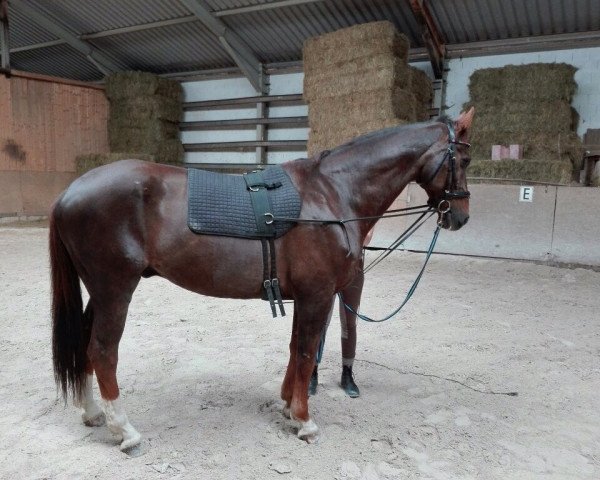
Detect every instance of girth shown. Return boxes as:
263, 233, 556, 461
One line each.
243, 170, 286, 318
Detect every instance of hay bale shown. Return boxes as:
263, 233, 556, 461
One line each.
75, 152, 154, 175
471, 102, 576, 136
108, 119, 179, 143
153, 139, 184, 164
466, 62, 582, 177
308, 88, 418, 128
303, 21, 409, 75
468, 63, 577, 105
303, 56, 411, 100
308, 118, 406, 155
409, 66, 433, 104
468, 159, 573, 184
105, 71, 182, 101
470, 131, 583, 165
109, 96, 182, 123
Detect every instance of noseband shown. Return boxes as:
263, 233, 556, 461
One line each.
422, 122, 471, 210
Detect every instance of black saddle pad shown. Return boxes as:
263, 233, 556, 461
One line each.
187, 166, 302, 239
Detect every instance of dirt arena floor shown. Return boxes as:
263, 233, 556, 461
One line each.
0, 226, 598, 479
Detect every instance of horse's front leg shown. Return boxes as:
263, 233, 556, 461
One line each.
289, 295, 334, 443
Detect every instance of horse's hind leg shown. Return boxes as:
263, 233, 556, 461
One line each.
74, 304, 106, 427
87, 288, 141, 451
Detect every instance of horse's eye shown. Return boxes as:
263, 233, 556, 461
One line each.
462, 157, 471, 167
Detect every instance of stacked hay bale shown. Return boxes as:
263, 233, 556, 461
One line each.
76, 72, 184, 175
466, 63, 582, 184
303, 22, 433, 155
105, 72, 183, 165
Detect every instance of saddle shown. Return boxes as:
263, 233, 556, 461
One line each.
187, 166, 302, 317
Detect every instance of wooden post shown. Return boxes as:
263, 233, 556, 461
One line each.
409, 0, 445, 79
0, 0, 10, 72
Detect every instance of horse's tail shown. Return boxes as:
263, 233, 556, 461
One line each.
49, 206, 88, 403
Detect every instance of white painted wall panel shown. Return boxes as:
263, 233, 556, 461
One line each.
181, 73, 308, 164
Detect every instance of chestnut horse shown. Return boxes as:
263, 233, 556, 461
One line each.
50, 109, 474, 451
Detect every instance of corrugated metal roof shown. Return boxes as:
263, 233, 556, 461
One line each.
429, 0, 600, 44
2, 0, 599, 82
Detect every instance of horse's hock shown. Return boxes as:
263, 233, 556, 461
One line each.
302, 21, 433, 155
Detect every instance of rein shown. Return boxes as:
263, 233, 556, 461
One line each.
341, 121, 471, 323
270, 121, 470, 322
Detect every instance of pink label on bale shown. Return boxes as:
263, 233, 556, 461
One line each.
491, 145, 510, 160
491, 145, 503, 160
509, 144, 523, 160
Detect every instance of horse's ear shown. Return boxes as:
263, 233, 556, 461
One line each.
455, 107, 475, 135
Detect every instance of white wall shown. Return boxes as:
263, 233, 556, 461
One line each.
444, 46, 600, 136
181, 73, 308, 165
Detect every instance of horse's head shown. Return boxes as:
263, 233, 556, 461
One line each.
417, 108, 474, 231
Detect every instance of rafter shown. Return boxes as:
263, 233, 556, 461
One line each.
409, 0, 445, 79
179, 0, 267, 94
9, 0, 121, 75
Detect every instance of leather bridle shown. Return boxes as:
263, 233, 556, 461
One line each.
421, 121, 471, 212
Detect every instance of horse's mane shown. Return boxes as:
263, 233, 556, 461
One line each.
313, 116, 451, 162
435, 114, 452, 125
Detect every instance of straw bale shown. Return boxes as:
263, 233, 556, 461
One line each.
109, 96, 182, 123
303, 21, 409, 75
471, 102, 577, 136
75, 152, 154, 175
308, 88, 418, 128
303, 57, 411, 100
468, 159, 573, 184
108, 119, 179, 143
409, 66, 433, 104
109, 126, 183, 162
470, 131, 583, 165
105, 71, 182, 101
468, 63, 577, 105
308, 118, 406, 155
154, 139, 184, 164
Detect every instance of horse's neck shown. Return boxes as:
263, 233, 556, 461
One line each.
321, 124, 440, 219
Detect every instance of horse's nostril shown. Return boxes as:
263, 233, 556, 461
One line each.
463, 215, 469, 225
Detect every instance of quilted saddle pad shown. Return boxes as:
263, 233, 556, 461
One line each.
187, 166, 302, 239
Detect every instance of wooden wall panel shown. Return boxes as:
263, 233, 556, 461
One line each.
0, 72, 109, 173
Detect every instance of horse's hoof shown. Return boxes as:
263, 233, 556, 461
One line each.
298, 419, 319, 444
282, 405, 291, 419
82, 411, 106, 427
121, 442, 146, 458
119, 431, 142, 452
340, 366, 360, 398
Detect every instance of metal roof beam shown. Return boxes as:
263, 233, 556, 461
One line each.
0, 0, 10, 70
215, 0, 324, 17
179, 0, 267, 93
409, 0, 445, 79
9, 0, 121, 75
